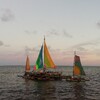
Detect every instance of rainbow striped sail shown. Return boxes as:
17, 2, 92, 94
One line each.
34, 38, 56, 70
25, 56, 30, 72
73, 55, 85, 76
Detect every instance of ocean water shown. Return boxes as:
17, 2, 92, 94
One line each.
0, 66, 100, 100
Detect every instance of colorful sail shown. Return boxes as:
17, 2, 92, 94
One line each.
44, 38, 56, 68
25, 56, 30, 72
73, 55, 85, 76
34, 45, 43, 70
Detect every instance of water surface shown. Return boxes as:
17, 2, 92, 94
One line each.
0, 66, 100, 100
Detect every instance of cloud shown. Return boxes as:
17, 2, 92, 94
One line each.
0, 41, 4, 46
49, 29, 59, 35
24, 30, 30, 34
0, 9, 15, 22
4, 45, 10, 47
77, 39, 100, 47
71, 38, 100, 52
46, 29, 72, 38
0, 40, 10, 47
24, 30, 37, 35
72, 43, 91, 52
63, 30, 72, 38
25, 46, 34, 55
24, 46, 40, 55
97, 22, 100, 27
46, 29, 59, 36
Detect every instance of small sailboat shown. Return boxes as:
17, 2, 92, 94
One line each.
18, 55, 31, 78
66, 52, 89, 82
24, 55, 30, 76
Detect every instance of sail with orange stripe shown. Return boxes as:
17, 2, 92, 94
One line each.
73, 55, 85, 76
25, 55, 30, 72
44, 38, 56, 68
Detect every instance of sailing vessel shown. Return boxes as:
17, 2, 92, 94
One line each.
30, 37, 62, 81
24, 55, 31, 76
66, 52, 89, 82
34, 37, 56, 71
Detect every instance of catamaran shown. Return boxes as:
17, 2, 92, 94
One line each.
23, 40, 89, 81
24, 37, 62, 81
66, 52, 89, 82
33, 37, 56, 71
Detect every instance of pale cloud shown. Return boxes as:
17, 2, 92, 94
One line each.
24, 30, 30, 34
25, 46, 34, 55
46, 29, 72, 38
0, 40, 10, 47
72, 38, 100, 52
24, 30, 37, 35
67, 38, 100, 65
63, 30, 72, 38
50, 30, 59, 35
0, 8, 15, 22
24, 46, 41, 55
97, 22, 100, 27
0, 41, 4, 46
46, 29, 59, 36
4, 45, 10, 47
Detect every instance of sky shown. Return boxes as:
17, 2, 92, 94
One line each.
0, 0, 100, 66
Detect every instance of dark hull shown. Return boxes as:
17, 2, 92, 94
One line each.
23, 71, 62, 81
66, 77, 89, 82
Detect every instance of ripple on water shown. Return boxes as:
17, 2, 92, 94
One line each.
0, 66, 100, 100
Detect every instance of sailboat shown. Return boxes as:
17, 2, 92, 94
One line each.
66, 52, 89, 82
34, 37, 56, 71
24, 55, 31, 76
25, 56, 30, 72
18, 55, 31, 78
31, 37, 62, 80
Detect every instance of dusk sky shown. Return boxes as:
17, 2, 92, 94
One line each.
0, 0, 100, 66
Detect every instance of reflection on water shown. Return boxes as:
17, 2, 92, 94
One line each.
34, 81, 56, 100
23, 80, 58, 100
0, 66, 100, 100
72, 82, 86, 100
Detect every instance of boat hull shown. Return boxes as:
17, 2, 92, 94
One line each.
66, 76, 89, 82
22, 71, 62, 81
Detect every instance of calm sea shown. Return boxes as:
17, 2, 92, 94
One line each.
0, 66, 100, 100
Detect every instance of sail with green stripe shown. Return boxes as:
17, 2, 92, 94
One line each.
73, 55, 86, 76
34, 45, 43, 70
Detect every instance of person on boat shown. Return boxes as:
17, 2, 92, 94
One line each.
43, 67, 46, 73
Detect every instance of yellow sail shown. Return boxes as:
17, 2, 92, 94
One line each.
25, 56, 30, 72
44, 38, 56, 68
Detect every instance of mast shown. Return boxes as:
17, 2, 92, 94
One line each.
73, 51, 76, 76
74, 51, 76, 67
43, 36, 45, 72
43, 36, 45, 66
